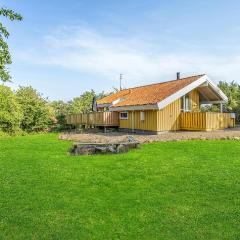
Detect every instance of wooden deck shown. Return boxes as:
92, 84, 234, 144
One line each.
66, 112, 119, 127
66, 111, 235, 131
180, 112, 235, 131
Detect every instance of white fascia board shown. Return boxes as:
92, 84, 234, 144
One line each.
205, 77, 228, 102
157, 75, 208, 110
109, 104, 158, 112
112, 98, 122, 105
98, 98, 124, 108
157, 75, 228, 110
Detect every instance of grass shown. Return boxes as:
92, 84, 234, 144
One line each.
0, 134, 240, 239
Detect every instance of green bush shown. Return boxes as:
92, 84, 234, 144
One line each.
16, 86, 52, 132
70, 90, 95, 114
50, 100, 70, 130
0, 85, 23, 134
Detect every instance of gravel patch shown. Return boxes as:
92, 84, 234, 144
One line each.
59, 127, 240, 144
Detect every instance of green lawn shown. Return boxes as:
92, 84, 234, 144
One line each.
0, 134, 240, 239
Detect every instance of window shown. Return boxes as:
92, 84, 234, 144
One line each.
140, 111, 145, 121
120, 112, 128, 120
185, 95, 190, 111
181, 94, 191, 112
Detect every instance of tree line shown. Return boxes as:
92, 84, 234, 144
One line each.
0, 85, 111, 135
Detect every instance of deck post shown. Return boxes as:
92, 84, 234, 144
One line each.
220, 102, 223, 113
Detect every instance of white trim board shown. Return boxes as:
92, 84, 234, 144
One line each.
157, 75, 228, 110
205, 77, 228, 102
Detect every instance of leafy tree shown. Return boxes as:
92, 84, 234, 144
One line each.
50, 100, 72, 127
67, 90, 114, 115
0, 85, 23, 134
70, 90, 96, 114
15, 86, 52, 132
200, 104, 220, 112
218, 81, 240, 111
0, 7, 22, 82
217, 81, 240, 122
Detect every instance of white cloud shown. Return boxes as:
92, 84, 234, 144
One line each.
16, 25, 240, 89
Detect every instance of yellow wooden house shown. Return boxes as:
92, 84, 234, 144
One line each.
67, 74, 235, 133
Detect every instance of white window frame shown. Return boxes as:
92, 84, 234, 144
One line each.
140, 111, 145, 121
181, 94, 191, 112
119, 112, 128, 120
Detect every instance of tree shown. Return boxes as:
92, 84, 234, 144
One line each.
0, 85, 23, 134
50, 100, 72, 127
218, 81, 240, 111
0, 7, 22, 82
15, 86, 52, 132
70, 90, 96, 114
218, 81, 240, 122
200, 104, 220, 113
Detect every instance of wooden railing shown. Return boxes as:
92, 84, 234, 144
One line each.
180, 112, 235, 131
66, 112, 119, 127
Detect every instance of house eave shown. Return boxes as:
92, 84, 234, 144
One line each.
200, 100, 227, 104
109, 104, 159, 111
97, 103, 111, 108
157, 75, 228, 110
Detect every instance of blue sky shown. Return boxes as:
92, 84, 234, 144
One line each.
2, 0, 240, 100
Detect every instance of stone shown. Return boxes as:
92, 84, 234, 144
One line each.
127, 136, 137, 142
95, 145, 117, 154
70, 142, 140, 155
127, 142, 139, 149
116, 144, 129, 153
95, 146, 108, 154
70, 145, 96, 155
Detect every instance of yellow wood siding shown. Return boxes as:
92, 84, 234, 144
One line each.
119, 110, 158, 131
180, 112, 206, 130
180, 112, 235, 130
190, 89, 200, 112
119, 90, 200, 132
119, 100, 181, 132
119, 112, 132, 129
156, 99, 181, 131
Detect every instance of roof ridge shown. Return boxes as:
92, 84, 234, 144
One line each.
120, 74, 205, 91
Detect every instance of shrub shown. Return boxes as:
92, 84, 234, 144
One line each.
15, 86, 52, 132
50, 100, 70, 129
70, 90, 95, 114
0, 85, 23, 134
